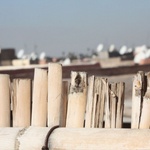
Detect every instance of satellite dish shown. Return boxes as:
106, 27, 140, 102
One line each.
39, 52, 46, 60
17, 49, 25, 59
109, 44, 115, 52
119, 45, 127, 55
97, 44, 104, 52
63, 58, 71, 65
135, 45, 147, 54
134, 51, 146, 63
145, 49, 150, 58
30, 52, 37, 60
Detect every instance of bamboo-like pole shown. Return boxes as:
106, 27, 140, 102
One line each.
0, 74, 10, 127
85, 76, 95, 128
116, 82, 125, 128
132, 71, 146, 129
1, 127, 150, 149
105, 81, 111, 128
85, 77, 107, 128
60, 81, 68, 127
31, 68, 48, 127
12, 79, 31, 127
99, 78, 107, 128
48, 63, 62, 127
66, 71, 87, 128
110, 83, 117, 128
140, 72, 150, 129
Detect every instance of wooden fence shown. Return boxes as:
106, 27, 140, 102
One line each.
0, 63, 126, 128
1, 63, 150, 80
0, 63, 150, 149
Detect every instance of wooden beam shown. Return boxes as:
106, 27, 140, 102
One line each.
0, 127, 150, 149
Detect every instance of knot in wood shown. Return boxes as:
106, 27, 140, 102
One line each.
70, 73, 86, 94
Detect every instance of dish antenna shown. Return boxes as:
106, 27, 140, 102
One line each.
39, 52, 46, 60
30, 52, 38, 60
119, 45, 127, 55
109, 44, 115, 52
17, 49, 25, 59
97, 44, 104, 53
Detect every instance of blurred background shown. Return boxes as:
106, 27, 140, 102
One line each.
0, 0, 150, 65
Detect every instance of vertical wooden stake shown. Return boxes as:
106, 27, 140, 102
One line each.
140, 72, 150, 129
85, 76, 95, 128
13, 79, 31, 127
0, 74, 10, 127
98, 78, 107, 128
66, 71, 87, 128
60, 81, 68, 127
132, 71, 145, 129
93, 78, 101, 128
116, 82, 125, 128
48, 63, 62, 127
105, 82, 111, 128
85, 77, 107, 128
31, 68, 48, 127
110, 83, 117, 128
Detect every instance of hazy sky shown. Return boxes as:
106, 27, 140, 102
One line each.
0, 0, 150, 57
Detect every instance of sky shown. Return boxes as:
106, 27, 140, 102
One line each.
0, 0, 150, 57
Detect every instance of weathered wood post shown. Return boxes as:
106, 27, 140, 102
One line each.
66, 71, 87, 128
132, 71, 146, 129
140, 72, 150, 128
105, 82, 125, 128
85, 76, 107, 128
116, 82, 125, 128
0, 74, 10, 127
31, 68, 48, 127
60, 81, 68, 127
12, 79, 31, 127
48, 63, 62, 127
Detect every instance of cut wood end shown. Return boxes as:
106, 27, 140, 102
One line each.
69, 71, 87, 94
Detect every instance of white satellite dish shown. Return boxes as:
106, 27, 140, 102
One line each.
135, 45, 147, 54
30, 52, 38, 60
97, 44, 104, 52
63, 58, 71, 65
17, 49, 25, 59
134, 51, 146, 63
119, 45, 127, 55
39, 52, 46, 60
109, 44, 115, 52
145, 49, 150, 58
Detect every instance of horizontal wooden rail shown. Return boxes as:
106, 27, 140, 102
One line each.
0, 127, 150, 149
0, 63, 150, 80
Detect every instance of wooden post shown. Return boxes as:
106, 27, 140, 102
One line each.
48, 63, 62, 127
0, 74, 10, 127
132, 71, 146, 129
116, 82, 125, 128
110, 83, 117, 128
12, 79, 31, 127
140, 72, 150, 129
99, 78, 107, 128
66, 71, 87, 128
31, 68, 48, 127
60, 81, 68, 127
85, 76, 107, 128
105, 82, 125, 128
105, 81, 111, 128
85, 76, 95, 128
